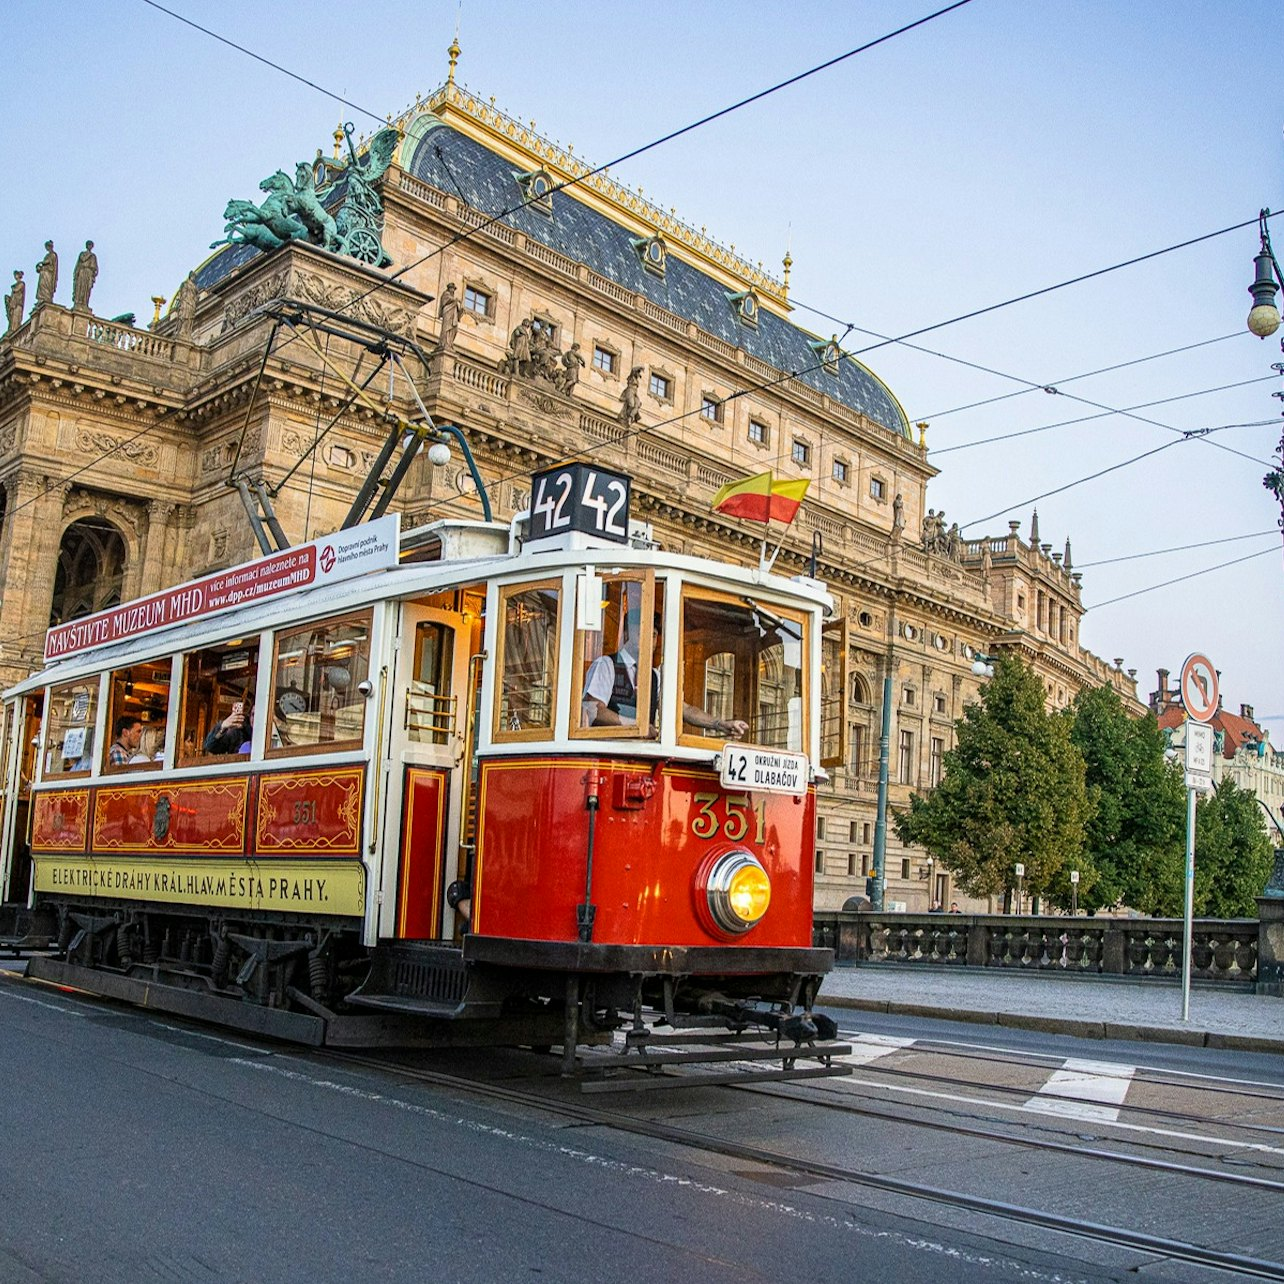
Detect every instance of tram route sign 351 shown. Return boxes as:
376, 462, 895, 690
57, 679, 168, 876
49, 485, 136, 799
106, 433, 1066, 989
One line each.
528, 463, 631, 545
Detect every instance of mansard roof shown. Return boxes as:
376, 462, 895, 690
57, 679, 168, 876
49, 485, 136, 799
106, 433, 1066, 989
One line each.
404, 115, 910, 439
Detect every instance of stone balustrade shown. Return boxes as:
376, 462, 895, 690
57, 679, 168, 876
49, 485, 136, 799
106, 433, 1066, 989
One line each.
814, 910, 1272, 990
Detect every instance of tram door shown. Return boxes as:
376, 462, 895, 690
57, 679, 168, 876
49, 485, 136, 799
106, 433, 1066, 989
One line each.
382, 598, 473, 941
0, 695, 40, 906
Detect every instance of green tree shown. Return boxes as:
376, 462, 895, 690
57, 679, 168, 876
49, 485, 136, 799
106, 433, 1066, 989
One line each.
1194, 778, 1274, 917
894, 655, 1092, 904
1067, 685, 1185, 915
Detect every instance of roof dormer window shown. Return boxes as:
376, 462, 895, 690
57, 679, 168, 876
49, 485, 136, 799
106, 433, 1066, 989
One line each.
809, 335, 842, 376
727, 290, 759, 329
516, 168, 555, 215
632, 234, 667, 277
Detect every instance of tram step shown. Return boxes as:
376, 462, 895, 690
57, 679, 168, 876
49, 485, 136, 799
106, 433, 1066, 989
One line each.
346, 942, 504, 1019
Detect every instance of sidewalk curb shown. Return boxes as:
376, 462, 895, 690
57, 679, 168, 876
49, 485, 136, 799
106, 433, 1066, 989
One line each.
820, 995, 1284, 1055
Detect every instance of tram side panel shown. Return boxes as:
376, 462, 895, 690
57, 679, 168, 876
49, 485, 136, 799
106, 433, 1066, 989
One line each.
471, 756, 816, 949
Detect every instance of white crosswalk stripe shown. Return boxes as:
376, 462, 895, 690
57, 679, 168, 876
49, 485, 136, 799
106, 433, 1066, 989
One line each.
1026, 1057, 1135, 1122
846, 1033, 917, 1065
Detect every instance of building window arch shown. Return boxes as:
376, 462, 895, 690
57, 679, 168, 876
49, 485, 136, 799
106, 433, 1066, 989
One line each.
50, 516, 127, 625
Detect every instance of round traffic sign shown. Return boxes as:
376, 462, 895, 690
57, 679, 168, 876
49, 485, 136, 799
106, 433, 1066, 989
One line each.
1180, 652, 1219, 723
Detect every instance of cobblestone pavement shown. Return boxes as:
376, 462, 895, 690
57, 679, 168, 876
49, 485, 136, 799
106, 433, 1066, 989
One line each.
818, 964, 1284, 1052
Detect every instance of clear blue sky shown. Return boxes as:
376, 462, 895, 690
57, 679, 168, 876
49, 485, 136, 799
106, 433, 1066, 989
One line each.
5, 0, 1282, 729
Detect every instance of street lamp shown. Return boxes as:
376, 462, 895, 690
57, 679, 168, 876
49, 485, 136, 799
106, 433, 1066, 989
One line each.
1247, 209, 1282, 339
971, 652, 995, 678
1013, 861, 1025, 915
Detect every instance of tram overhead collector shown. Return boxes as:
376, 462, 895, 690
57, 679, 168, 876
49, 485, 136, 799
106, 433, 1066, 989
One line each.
1, 462, 842, 1071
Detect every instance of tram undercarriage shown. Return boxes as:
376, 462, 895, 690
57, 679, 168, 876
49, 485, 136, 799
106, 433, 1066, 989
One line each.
25, 897, 850, 1083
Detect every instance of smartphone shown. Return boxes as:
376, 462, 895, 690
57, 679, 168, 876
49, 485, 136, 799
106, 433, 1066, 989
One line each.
231, 702, 244, 717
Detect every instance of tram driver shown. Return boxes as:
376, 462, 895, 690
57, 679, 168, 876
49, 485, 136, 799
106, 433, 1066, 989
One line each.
582, 609, 748, 740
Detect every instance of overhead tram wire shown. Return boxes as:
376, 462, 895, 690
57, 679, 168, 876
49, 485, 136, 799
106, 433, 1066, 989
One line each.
960, 421, 1257, 532
789, 294, 1275, 468
1076, 529, 1280, 568
1088, 546, 1280, 610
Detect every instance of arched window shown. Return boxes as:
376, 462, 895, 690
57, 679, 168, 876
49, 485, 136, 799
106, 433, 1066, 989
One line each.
851, 672, 872, 705
50, 518, 126, 625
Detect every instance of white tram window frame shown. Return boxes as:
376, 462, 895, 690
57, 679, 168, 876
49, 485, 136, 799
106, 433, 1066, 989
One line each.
676, 586, 810, 753
492, 579, 562, 743
571, 571, 657, 741
176, 634, 265, 766
103, 656, 176, 773
40, 674, 105, 780
267, 609, 374, 759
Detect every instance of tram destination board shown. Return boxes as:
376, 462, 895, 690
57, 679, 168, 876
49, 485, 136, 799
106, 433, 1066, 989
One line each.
720, 746, 809, 796
528, 463, 631, 545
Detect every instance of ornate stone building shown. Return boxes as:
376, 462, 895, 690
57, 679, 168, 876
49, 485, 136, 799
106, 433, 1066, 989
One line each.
0, 51, 1142, 913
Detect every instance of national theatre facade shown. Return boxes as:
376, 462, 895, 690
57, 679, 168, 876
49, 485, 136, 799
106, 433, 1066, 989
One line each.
0, 50, 1141, 913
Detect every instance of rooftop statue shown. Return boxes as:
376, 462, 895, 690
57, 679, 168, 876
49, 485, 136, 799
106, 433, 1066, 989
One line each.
212, 123, 398, 266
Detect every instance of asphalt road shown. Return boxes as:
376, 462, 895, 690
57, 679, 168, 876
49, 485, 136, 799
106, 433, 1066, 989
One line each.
2, 971, 1280, 1283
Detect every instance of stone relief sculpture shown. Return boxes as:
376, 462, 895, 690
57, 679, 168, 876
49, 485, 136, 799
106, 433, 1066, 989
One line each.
35, 241, 58, 307
212, 123, 398, 266
72, 241, 99, 311
620, 366, 642, 426
436, 283, 460, 353
499, 316, 584, 396
4, 270, 25, 333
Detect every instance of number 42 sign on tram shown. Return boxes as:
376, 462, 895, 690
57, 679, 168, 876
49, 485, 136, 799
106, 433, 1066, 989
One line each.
528, 463, 631, 545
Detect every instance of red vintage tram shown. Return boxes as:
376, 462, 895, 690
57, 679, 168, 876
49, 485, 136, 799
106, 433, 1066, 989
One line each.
1, 463, 842, 1072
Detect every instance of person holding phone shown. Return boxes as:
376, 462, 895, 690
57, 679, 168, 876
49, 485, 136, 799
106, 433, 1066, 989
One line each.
204, 695, 253, 755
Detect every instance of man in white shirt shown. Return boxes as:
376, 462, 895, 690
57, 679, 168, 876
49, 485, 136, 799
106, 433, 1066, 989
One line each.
582, 610, 747, 739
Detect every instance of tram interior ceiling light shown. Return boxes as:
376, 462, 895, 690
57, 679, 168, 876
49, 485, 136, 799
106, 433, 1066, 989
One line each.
1247, 209, 1282, 339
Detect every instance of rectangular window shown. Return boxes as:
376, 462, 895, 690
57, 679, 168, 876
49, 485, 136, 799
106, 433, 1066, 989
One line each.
815, 850, 825, 874
832, 459, 848, 484
900, 857, 911, 881
816, 817, 826, 840
592, 345, 616, 374
573, 573, 657, 740
934, 693, 947, 715
269, 611, 373, 757
849, 820, 859, 843
679, 589, 807, 750
791, 439, 811, 466
748, 419, 768, 446
179, 637, 261, 763
462, 285, 490, 316
847, 852, 857, 877
43, 678, 100, 778
494, 580, 561, 740
863, 822, 872, 844
105, 658, 173, 771
870, 477, 886, 500
930, 735, 944, 786
898, 729, 915, 783
902, 685, 915, 706
406, 618, 456, 745
700, 395, 722, 423
649, 372, 671, 400
851, 723, 866, 781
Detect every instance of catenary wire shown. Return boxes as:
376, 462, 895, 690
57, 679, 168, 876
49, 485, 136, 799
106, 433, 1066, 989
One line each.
1076, 529, 1280, 568
1088, 545, 1280, 610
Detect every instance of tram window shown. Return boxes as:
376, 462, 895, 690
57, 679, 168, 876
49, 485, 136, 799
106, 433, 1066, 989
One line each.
407, 620, 455, 745
43, 679, 99, 778
679, 591, 806, 751
573, 574, 657, 739
104, 658, 172, 770
178, 638, 260, 764
269, 611, 372, 756
494, 581, 560, 740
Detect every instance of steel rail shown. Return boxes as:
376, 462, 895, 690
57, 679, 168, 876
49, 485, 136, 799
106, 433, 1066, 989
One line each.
329, 1050, 1284, 1280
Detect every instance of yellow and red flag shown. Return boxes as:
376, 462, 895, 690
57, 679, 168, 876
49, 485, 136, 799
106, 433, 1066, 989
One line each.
711, 472, 809, 525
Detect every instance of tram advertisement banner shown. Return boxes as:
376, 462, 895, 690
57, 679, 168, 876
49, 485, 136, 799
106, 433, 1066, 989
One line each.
45, 515, 400, 661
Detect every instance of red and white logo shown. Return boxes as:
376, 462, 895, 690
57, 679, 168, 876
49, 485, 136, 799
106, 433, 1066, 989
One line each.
320, 544, 336, 573
1180, 652, 1218, 724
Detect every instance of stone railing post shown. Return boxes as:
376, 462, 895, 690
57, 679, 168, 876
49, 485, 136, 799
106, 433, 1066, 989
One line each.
1102, 922, 1126, 974
1257, 879, 1284, 997
965, 917, 986, 965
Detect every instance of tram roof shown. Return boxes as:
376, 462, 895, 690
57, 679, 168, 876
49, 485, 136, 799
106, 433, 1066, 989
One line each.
7, 526, 832, 697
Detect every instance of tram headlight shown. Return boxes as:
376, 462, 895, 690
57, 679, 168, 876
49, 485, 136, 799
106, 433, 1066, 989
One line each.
700, 850, 771, 935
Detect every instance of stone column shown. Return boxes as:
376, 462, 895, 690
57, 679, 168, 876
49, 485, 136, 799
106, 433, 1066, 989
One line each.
136, 501, 177, 598
0, 472, 66, 662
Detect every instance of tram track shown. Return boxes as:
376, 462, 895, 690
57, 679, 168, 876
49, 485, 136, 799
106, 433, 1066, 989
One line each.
329, 1047, 1284, 1281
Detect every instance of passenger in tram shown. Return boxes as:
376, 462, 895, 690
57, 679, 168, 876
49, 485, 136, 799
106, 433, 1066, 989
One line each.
582, 610, 748, 740
203, 697, 253, 755
108, 716, 143, 766
130, 724, 166, 763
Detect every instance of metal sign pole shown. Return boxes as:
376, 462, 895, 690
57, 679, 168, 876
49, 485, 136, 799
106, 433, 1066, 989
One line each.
1181, 781, 1196, 1022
